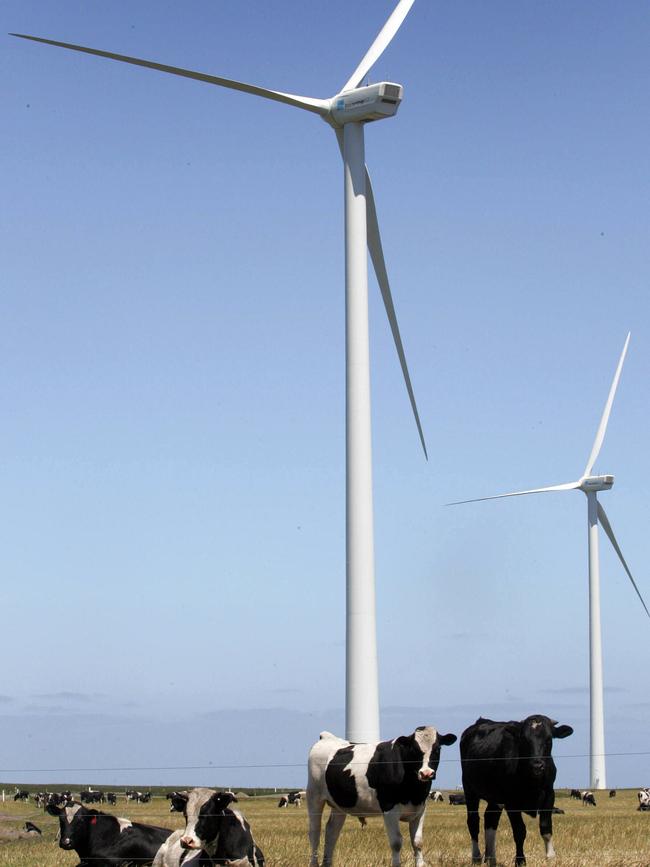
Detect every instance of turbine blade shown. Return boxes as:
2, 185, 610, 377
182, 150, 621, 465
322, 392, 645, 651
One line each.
10, 33, 328, 116
597, 502, 650, 619
365, 169, 427, 459
334, 128, 426, 458
341, 0, 416, 92
584, 332, 631, 477
446, 480, 581, 507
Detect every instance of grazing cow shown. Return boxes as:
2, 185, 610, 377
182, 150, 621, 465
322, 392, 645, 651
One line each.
609, 789, 617, 798
582, 791, 596, 807
570, 789, 582, 800
46, 801, 172, 866
307, 725, 457, 867
638, 789, 650, 811
460, 715, 573, 867
278, 795, 289, 808
13, 789, 29, 802
449, 793, 466, 805
429, 791, 444, 803
169, 788, 264, 865
106, 793, 117, 806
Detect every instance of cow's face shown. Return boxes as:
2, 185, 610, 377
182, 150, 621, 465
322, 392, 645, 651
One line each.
46, 803, 86, 851
516, 716, 573, 779
412, 726, 458, 781
178, 788, 234, 851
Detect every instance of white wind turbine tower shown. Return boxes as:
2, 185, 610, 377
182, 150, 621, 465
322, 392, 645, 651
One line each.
12, 0, 427, 744
449, 333, 650, 790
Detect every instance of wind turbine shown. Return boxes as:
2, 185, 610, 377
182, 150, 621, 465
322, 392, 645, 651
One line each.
449, 332, 649, 790
11, 0, 427, 744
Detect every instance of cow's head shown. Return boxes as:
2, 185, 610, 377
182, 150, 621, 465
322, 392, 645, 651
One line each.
401, 726, 457, 782
509, 715, 573, 780
177, 788, 236, 852
45, 802, 90, 851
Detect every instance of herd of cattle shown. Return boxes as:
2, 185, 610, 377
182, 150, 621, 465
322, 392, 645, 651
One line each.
6, 715, 650, 867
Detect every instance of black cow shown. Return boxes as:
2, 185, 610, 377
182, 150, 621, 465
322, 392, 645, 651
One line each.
570, 788, 582, 800
609, 789, 617, 798
307, 726, 457, 867
81, 790, 104, 804
46, 801, 172, 866
460, 715, 573, 867
449, 792, 466, 805
13, 789, 29, 802
162, 789, 264, 865
106, 793, 117, 806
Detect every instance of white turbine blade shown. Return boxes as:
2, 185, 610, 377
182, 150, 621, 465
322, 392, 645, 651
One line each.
597, 502, 650, 619
446, 480, 581, 507
341, 0, 416, 92
10, 33, 328, 116
334, 129, 426, 458
365, 169, 427, 459
583, 332, 631, 477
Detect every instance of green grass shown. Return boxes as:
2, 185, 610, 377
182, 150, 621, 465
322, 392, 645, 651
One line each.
0, 788, 647, 865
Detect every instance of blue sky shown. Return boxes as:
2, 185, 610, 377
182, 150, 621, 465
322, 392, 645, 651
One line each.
2, 0, 649, 789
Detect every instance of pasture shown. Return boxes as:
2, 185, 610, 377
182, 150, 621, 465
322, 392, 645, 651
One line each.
0, 788, 647, 866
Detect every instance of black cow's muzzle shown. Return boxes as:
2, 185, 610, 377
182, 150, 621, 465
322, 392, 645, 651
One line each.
60, 838, 73, 849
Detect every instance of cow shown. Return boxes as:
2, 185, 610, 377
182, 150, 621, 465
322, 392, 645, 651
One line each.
582, 791, 596, 806
449, 793, 466, 805
13, 789, 29, 802
570, 789, 582, 800
460, 715, 573, 867
638, 789, 650, 811
106, 792, 117, 806
81, 790, 105, 804
23, 821, 41, 835
168, 788, 264, 865
307, 725, 457, 867
46, 801, 172, 866
429, 791, 444, 803
288, 790, 303, 807
278, 795, 289, 808
609, 789, 617, 798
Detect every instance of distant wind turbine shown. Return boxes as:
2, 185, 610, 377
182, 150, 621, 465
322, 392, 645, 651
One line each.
12, 0, 427, 744
448, 332, 649, 790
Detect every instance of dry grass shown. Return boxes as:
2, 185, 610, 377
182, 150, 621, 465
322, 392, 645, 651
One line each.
0, 789, 647, 866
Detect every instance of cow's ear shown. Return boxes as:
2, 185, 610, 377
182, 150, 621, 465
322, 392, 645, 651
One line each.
170, 793, 188, 811
213, 792, 236, 810
438, 732, 457, 746
552, 724, 573, 739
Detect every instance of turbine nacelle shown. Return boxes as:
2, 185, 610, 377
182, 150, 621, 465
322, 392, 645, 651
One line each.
580, 475, 614, 493
326, 82, 403, 128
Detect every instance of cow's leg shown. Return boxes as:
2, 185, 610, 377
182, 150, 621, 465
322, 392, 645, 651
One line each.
321, 809, 347, 867
483, 801, 502, 867
382, 805, 404, 867
407, 807, 427, 867
538, 796, 555, 859
465, 795, 481, 864
307, 792, 325, 867
506, 808, 527, 866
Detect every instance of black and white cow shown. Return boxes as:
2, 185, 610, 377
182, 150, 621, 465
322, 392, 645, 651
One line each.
106, 792, 117, 806
168, 788, 264, 865
581, 790, 596, 806
460, 715, 573, 867
429, 791, 444, 803
637, 788, 650, 811
307, 726, 457, 867
46, 801, 172, 866
13, 789, 29, 802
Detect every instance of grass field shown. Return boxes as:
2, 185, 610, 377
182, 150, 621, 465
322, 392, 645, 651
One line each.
0, 789, 647, 866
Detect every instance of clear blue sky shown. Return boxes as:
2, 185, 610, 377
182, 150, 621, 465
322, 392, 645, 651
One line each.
2, 0, 649, 790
